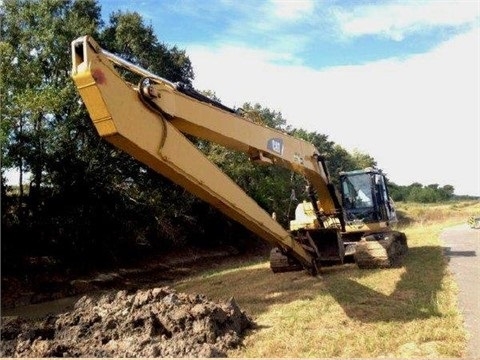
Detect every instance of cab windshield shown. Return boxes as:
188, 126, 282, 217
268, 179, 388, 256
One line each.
341, 173, 373, 209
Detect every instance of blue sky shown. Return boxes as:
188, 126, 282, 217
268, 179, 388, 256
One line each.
96, 0, 480, 196
101, 1, 475, 67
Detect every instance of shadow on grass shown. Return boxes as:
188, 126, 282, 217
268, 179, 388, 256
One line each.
175, 245, 447, 324
3, 243, 448, 328
321, 245, 447, 322
396, 209, 415, 227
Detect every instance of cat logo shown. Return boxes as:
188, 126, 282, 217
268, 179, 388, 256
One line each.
267, 138, 284, 155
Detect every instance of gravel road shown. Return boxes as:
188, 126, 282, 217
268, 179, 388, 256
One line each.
441, 224, 480, 359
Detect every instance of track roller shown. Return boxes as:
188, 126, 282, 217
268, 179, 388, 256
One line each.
269, 248, 304, 273
354, 231, 408, 269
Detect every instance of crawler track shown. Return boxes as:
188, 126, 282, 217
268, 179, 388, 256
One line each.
269, 248, 303, 273
354, 231, 408, 269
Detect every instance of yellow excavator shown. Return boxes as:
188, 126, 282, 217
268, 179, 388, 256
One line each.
71, 36, 407, 275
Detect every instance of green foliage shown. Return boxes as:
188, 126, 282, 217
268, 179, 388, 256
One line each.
240, 102, 288, 129
0, 1, 396, 278
388, 181, 455, 203
288, 129, 374, 186
1, 0, 103, 209
1, 0, 197, 273
198, 103, 300, 226
351, 149, 377, 169
100, 10, 193, 85
197, 103, 378, 225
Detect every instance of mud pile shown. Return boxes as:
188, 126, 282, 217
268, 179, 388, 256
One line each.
1, 287, 253, 357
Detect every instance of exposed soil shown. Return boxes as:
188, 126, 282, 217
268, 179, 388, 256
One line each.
1, 244, 269, 357
1, 287, 254, 357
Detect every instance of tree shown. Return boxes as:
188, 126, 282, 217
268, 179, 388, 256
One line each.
288, 129, 370, 181
197, 102, 299, 225
100, 11, 193, 85
198, 108, 381, 224
1, 0, 105, 271
351, 149, 377, 169
1, 1, 384, 275
1, 0, 102, 200
289, 128, 334, 155
387, 181, 407, 201
1, 1, 200, 272
240, 102, 288, 130
437, 185, 454, 201
388, 182, 456, 203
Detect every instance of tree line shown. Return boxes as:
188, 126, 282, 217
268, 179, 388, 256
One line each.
388, 182, 455, 203
0, 0, 448, 276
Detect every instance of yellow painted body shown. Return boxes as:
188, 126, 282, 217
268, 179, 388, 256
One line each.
290, 201, 385, 235
70, 36, 388, 271
71, 36, 330, 268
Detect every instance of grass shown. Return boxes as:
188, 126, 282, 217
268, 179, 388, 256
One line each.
395, 200, 480, 227
174, 200, 478, 358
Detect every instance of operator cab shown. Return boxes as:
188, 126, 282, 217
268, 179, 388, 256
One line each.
339, 168, 397, 225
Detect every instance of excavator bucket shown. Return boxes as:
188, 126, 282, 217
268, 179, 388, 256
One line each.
309, 228, 345, 264
270, 228, 345, 273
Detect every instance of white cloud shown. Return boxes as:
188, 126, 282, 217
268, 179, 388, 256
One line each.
270, 0, 314, 21
333, 1, 480, 40
187, 28, 480, 195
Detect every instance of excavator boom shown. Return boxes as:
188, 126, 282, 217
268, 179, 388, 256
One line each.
71, 36, 406, 274
71, 36, 339, 272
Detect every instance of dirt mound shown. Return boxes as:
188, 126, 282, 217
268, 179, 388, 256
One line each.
1, 287, 254, 357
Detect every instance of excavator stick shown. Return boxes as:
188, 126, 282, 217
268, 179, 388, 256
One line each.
71, 35, 320, 274
71, 36, 407, 276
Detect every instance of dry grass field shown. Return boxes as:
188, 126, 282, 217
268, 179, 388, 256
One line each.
175, 200, 479, 357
